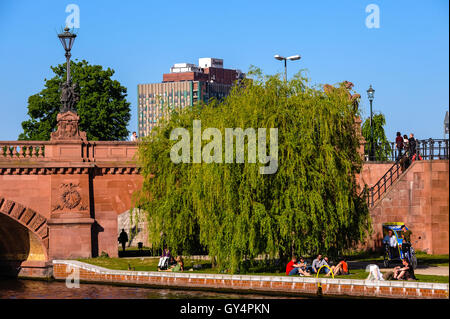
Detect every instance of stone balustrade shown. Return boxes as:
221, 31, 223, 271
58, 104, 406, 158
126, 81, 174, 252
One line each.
0, 140, 138, 163
0, 141, 48, 159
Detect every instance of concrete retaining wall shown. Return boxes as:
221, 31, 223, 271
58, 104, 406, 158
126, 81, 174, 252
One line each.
52, 260, 449, 299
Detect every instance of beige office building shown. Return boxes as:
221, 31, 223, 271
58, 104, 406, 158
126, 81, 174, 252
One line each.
138, 58, 244, 137
138, 81, 233, 137
138, 81, 193, 135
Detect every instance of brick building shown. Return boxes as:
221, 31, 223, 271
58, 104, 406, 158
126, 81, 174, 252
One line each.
138, 58, 244, 136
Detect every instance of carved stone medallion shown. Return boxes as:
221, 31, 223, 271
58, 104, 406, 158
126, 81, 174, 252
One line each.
52, 183, 87, 212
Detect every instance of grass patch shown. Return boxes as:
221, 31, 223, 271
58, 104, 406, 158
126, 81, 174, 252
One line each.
78, 257, 159, 271
414, 253, 449, 267
414, 274, 449, 283
77, 257, 212, 272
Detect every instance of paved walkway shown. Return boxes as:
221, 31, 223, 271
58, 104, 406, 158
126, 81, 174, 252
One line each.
347, 261, 449, 276
408, 266, 448, 276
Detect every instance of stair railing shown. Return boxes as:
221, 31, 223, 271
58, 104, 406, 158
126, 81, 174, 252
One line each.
362, 152, 411, 208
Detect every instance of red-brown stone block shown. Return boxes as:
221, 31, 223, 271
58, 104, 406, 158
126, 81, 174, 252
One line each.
365, 160, 449, 254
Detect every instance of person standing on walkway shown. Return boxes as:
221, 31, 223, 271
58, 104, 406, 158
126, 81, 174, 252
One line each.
403, 135, 409, 155
401, 225, 413, 259
409, 133, 417, 160
118, 229, 129, 252
402, 134, 411, 169
383, 229, 398, 258
395, 132, 404, 160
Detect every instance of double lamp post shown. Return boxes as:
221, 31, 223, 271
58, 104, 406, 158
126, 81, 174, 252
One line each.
274, 54, 301, 82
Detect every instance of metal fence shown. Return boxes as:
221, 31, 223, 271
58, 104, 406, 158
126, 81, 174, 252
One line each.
364, 139, 449, 162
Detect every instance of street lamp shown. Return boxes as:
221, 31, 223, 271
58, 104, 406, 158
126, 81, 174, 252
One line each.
367, 85, 375, 161
57, 27, 77, 113
274, 54, 301, 82
58, 27, 77, 84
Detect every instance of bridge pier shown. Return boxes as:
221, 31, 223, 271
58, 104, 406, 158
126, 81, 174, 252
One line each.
48, 217, 95, 259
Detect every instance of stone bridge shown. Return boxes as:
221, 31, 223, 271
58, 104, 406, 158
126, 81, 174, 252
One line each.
0, 111, 142, 276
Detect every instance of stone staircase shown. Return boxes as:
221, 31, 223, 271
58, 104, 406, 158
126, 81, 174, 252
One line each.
363, 154, 411, 208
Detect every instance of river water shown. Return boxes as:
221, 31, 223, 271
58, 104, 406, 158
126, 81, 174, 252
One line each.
0, 278, 303, 299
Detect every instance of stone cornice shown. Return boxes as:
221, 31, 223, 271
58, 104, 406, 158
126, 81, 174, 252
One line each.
0, 164, 141, 175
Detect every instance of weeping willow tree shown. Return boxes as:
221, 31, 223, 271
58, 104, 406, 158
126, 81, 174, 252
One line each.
136, 69, 371, 272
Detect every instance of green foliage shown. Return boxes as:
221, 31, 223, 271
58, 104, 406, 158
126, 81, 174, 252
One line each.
19, 60, 131, 141
136, 71, 371, 273
362, 113, 392, 161
99, 251, 110, 258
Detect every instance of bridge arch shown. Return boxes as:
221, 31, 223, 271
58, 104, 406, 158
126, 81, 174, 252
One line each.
0, 197, 49, 263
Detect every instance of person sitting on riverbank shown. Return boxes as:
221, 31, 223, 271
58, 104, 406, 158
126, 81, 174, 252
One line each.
327, 257, 349, 276
393, 259, 415, 280
157, 256, 169, 270
311, 254, 330, 274
157, 246, 172, 270
297, 257, 312, 276
286, 256, 298, 275
286, 256, 311, 276
159, 256, 184, 272
162, 246, 171, 258
168, 256, 177, 267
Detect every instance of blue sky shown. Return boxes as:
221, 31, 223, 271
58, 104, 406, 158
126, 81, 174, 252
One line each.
0, 0, 448, 141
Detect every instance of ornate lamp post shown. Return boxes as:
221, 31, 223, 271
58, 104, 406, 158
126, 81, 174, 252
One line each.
51, 27, 85, 142
274, 54, 301, 82
57, 27, 78, 113
367, 85, 375, 161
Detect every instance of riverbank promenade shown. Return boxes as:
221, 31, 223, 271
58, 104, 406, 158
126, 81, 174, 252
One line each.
51, 260, 449, 299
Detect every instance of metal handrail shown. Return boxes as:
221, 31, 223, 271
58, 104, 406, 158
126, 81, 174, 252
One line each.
364, 138, 449, 162
362, 153, 409, 208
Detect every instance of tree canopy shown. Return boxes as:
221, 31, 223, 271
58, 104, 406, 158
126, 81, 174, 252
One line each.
362, 113, 392, 161
136, 70, 371, 273
19, 59, 131, 141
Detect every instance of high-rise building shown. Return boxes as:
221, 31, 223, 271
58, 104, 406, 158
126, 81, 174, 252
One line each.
138, 58, 244, 137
